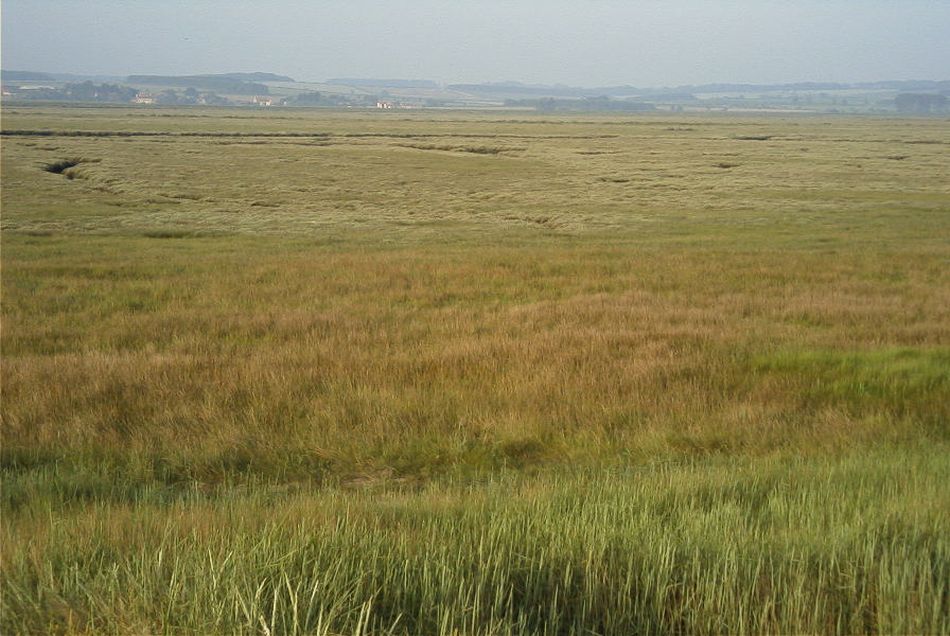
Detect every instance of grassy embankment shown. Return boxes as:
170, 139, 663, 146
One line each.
2, 107, 948, 633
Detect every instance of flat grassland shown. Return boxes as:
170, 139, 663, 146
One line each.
2, 106, 949, 634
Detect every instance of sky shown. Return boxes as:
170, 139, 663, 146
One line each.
3, 0, 949, 87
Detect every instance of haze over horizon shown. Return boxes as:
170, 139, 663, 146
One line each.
3, 0, 950, 88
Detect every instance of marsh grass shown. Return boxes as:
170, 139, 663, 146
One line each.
3, 450, 947, 635
1, 107, 949, 633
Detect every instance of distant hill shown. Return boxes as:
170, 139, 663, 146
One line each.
213, 72, 294, 82
2, 70, 55, 82
449, 79, 950, 100
126, 74, 278, 94
653, 80, 950, 94
1, 70, 127, 83
329, 78, 439, 89
854, 80, 950, 92
450, 83, 614, 98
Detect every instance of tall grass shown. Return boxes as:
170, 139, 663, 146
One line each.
2, 236, 946, 484
3, 449, 947, 635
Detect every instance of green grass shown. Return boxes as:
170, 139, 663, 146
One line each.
754, 348, 950, 418
2, 106, 949, 633
4, 450, 948, 635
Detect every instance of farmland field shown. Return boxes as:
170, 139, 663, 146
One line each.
2, 106, 949, 634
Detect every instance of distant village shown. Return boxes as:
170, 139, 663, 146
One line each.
1, 84, 439, 111
0, 81, 394, 108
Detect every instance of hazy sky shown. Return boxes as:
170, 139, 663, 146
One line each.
3, 1, 949, 86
